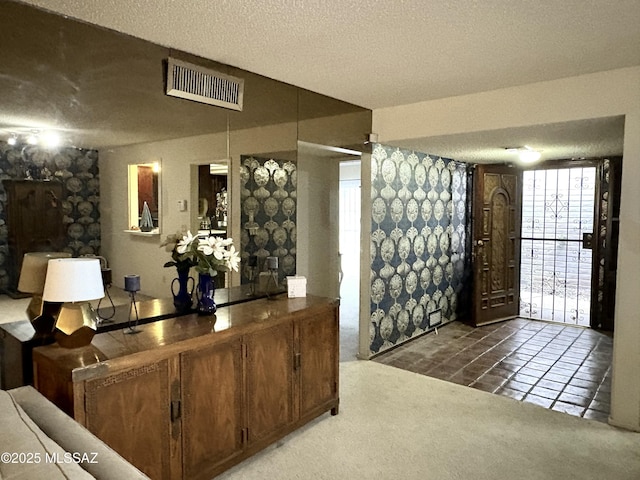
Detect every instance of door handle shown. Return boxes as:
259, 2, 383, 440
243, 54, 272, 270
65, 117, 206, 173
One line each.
171, 400, 181, 422
294, 352, 301, 370
474, 240, 487, 264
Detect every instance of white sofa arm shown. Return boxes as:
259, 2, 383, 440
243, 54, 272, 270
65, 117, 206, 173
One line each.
8, 386, 149, 480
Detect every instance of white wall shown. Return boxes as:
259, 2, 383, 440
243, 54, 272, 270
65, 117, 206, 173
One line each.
372, 66, 640, 431
297, 151, 341, 298
358, 152, 372, 359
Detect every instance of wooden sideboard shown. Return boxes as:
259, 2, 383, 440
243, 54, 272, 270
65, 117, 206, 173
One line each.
0, 320, 55, 389
32, 295, 339, 480
0, 285, 284, 390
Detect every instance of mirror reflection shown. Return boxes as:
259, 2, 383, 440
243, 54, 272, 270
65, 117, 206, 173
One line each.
0, 0, 372, 301
188, 160, 229, 287
196, 162, 228, 233
127, 163, 160, 234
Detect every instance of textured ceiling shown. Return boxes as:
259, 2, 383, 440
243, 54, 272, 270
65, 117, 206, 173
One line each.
10, 0, 640, 160
394, 116, 626, 163
22, 0, 640, 109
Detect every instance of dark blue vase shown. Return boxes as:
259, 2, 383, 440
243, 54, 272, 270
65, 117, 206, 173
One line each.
197, 273, 217, 315
171, 268, 194, 314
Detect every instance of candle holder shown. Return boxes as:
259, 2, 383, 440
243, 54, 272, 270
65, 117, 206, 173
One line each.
246, 255, 258, 296
124, 274, 141, 334
97, 266, 115, 324
265, 256, 279, 300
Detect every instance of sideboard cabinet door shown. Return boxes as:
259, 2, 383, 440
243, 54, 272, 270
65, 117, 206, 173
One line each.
245, 320, 295, 445
298, 304, 339, 418
180, 336, 243, 480
83, 358, 177, 480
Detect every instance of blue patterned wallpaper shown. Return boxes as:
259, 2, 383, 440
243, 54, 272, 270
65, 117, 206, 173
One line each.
370, 144, 468, 354
239, 156, 297, 285
0, 142, 100, 291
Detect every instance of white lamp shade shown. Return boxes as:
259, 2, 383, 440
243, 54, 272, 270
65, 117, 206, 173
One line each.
43, 258, 105, 302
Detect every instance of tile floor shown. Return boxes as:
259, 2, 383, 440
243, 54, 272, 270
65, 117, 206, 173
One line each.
373, 318, 613, 422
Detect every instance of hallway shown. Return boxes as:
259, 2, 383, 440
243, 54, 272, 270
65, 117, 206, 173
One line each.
373, 318, 612, 422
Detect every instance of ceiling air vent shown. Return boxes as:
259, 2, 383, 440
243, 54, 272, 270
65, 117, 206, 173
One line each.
166, 57, 244, 111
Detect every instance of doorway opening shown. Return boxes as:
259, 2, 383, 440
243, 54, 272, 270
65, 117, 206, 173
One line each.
190, 160, 229, 287
339, 160, 361, 361
519, 166, 596, 326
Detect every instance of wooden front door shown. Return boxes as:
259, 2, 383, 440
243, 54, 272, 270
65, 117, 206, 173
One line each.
471, 164, 522, 326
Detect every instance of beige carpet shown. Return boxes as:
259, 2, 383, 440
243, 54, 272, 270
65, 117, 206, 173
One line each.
217, 361, 640, 480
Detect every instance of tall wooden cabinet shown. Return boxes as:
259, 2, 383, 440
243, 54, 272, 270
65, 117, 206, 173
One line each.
2, 179, 66, 293
32, 296, 339, 480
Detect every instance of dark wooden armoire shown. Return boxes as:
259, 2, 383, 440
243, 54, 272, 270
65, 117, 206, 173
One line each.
2, 180, 66, 295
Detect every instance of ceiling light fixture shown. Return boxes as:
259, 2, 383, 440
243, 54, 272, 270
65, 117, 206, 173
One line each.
506, 146, 542, 164
26, 131, 39, 145
519, 149, 541, 163
41, 131, 61, 148
4, 129, 66, 149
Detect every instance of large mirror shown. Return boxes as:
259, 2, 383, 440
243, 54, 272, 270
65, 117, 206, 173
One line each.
0, 0, 372, 299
